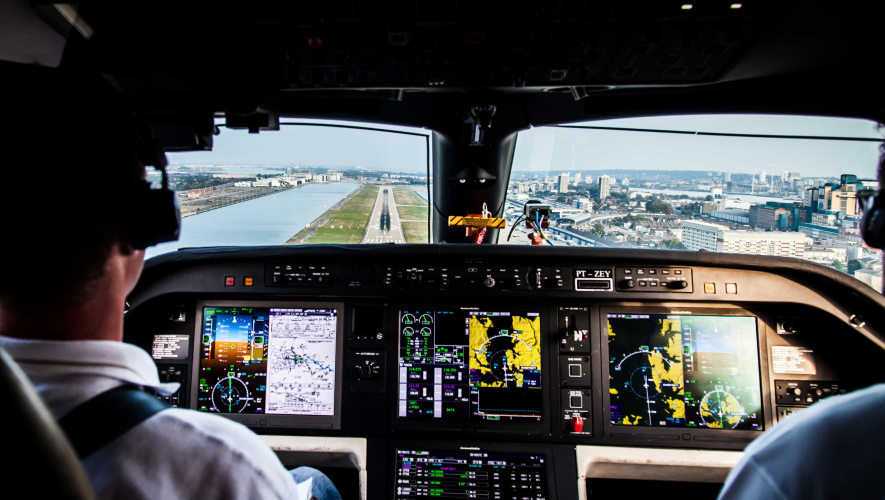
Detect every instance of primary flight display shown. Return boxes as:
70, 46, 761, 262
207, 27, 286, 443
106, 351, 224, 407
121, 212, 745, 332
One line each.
398, 309, 542, 420
196, 306, 338, 415
607, 313, 763, 430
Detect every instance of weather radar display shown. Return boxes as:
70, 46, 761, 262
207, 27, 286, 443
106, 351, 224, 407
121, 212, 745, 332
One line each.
399, 309, 542, 421
607, 314, 763, 430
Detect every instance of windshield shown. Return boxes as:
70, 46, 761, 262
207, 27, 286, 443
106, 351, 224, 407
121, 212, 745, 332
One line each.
146, 120, 431, 258
503, 114, 884, 289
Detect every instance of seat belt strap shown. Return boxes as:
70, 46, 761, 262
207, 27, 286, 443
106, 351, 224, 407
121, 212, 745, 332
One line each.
58, 385, 170, 459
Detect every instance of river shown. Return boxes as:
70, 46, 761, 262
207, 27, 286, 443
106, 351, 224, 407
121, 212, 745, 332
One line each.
628, 188, 799, 205
146, 182, 361, 259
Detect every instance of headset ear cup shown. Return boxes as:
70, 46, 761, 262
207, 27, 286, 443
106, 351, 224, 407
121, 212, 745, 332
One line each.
862, 195, 885, 249
124, 183, 181, 250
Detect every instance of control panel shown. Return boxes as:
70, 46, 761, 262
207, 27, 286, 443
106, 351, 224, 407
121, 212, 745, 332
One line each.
266, 263, 333, 286
380, 265, 572, 291
558, 307, 592, 436
157, 365, 188, 407
615, 266, 692, 292
774, 380, 849, 420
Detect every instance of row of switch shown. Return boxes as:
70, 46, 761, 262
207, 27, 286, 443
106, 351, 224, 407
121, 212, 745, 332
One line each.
266, 264, 333, 286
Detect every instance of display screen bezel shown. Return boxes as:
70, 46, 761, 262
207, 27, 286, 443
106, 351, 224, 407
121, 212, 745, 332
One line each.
190, 300, 345, 430
599, 305, 767, 438
393, 304, 551, 431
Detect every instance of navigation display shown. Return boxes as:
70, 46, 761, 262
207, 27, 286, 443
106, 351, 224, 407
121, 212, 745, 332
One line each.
197, 306, 337, 416
394, 449, 548, 499
607, 313, 763, 430
398, 310, 542, 421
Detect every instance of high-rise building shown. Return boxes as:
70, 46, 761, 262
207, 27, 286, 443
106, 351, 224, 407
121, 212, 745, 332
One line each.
759, 170, 766, 183
287, 167, 293, 175
598, 175, 612, 200
574, 172, 582, 185
725, 171, 732, 182
558, 173, 569, 193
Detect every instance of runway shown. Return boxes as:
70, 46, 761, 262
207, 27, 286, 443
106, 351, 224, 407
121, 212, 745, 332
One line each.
362, 185, 405, 244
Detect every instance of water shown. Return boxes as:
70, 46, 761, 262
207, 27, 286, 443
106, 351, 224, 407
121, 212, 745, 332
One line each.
629, 188, 798, 205
146, 182, 361, 259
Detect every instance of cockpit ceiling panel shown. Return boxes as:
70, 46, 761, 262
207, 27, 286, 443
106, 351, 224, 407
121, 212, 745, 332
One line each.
61, 1, 813, 91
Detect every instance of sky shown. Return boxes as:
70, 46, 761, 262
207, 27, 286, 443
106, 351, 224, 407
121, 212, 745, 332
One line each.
170, 115, 884, 178
513, 115, 884, 179
170, 119, 430, 172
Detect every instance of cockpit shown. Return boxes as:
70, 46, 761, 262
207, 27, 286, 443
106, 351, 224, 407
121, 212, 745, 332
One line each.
3, 1, 885, 499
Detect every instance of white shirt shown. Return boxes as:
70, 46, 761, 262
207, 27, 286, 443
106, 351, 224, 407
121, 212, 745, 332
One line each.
0, 336, 302, 500
718, 383, 885, 500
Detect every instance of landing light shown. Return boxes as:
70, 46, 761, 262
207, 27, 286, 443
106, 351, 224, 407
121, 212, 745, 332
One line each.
730, 3, 743, 9
681, 4, 693, 10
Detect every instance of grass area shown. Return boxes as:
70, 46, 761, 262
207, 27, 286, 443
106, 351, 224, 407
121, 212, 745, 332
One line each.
394, 187, 429, 243
308, 185, 379, 244
401, 221, 429, 243
398, 205, 428, 219
393, 187, 425, 207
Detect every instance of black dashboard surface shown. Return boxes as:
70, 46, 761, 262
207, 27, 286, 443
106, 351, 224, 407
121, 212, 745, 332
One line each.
125, 245, 885, 498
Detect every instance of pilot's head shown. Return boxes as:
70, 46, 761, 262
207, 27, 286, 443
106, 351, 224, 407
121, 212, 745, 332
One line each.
0, 66, 146, 311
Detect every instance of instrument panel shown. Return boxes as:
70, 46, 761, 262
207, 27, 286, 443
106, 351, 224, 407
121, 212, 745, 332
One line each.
126, 245, 885, 498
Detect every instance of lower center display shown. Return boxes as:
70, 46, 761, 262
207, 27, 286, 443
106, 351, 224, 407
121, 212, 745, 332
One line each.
394, 449, 549, 499
398, 309, 543, 421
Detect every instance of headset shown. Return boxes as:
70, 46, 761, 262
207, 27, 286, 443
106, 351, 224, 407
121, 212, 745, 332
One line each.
860, 189, 885, 249
125, 138, 181, 250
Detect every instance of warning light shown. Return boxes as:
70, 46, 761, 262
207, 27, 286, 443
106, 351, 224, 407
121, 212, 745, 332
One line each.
224, 276, 235, 286
244, 277, 254, 286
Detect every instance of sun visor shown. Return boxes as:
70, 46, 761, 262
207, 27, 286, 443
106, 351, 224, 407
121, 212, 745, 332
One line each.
0, 0, 72, 68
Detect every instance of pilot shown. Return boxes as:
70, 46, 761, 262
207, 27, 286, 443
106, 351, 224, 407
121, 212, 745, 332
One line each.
0, 67, 341, 500
717, 148, 885, 500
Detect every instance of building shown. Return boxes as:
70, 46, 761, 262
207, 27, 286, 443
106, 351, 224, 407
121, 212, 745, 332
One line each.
598, 175, 613, 200
804, 175, 878, 217
682, 221, 726, 252
558, 173, 569, 193
749, 205, 792, 230
719, 231, 806, 258
804, 245, 848, 265
854, 269, 883, 291
286, 167, 293, 175
711, 209, 750, 224
573, 172, 582, 185
812, 213, 837, 226
724, 171, 732, 182
682, 220, 806, 257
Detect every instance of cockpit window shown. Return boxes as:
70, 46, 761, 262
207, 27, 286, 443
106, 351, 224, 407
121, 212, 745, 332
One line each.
504, 114, 884, 289
146, 120, 431, 258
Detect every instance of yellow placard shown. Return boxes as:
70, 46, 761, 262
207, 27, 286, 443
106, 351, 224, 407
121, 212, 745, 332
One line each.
448, 216, 506, 228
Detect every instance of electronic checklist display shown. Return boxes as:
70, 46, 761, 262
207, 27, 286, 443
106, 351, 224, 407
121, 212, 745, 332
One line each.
398, 309, 543, 421
193, 302, 343, 427
606, 313, 763, 430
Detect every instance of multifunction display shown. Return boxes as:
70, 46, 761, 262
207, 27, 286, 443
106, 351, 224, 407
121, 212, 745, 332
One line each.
398, 310, 542, 420
197, 306, 337, 415
394, 449, 548, 499
607, 314, 763, 430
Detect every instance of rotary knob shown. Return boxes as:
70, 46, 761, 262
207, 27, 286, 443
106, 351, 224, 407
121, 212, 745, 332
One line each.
483, 277, 496, 288
357, 361, 379, 381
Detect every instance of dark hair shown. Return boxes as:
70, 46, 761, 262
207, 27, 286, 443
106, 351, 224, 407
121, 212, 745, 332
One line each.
0, 65, 143, 308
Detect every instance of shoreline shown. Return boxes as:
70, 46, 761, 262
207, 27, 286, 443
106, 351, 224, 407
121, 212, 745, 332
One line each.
180, 181, 338, 218
284, 185, 365, 245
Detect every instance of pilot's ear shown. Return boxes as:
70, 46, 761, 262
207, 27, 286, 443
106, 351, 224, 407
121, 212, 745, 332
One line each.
118, 237, 140, 257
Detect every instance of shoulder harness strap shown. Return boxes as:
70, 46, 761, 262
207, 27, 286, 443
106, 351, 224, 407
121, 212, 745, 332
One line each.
58, 385, 170, 459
